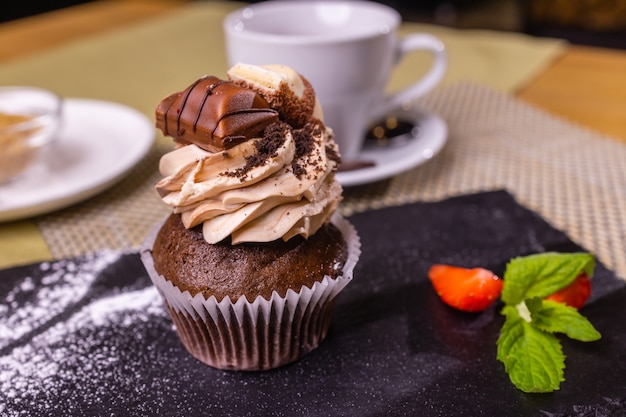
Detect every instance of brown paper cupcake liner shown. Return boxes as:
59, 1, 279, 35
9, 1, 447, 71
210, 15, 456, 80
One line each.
140, 214, 360, 371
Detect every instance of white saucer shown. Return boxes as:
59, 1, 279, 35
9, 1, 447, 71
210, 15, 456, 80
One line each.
336, 106, 447, 187
0, 99, 154, 222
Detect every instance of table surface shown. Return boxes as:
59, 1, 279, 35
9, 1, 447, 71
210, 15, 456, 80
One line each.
2, 5, 626, 412
1, 0, 626, 274
1, 0, 625, 144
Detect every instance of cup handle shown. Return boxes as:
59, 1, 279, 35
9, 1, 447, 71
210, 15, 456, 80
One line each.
373, 34, 447, 119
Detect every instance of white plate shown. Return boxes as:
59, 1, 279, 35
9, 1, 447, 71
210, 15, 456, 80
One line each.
336, 106, 447, 187
0, 99, 154, 222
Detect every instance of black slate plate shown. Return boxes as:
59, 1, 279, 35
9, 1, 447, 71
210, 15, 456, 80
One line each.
1, 190, 625, 417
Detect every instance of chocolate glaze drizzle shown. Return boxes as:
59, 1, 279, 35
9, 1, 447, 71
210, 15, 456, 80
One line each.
193, 79, 228, 135
176, 77, 205, 137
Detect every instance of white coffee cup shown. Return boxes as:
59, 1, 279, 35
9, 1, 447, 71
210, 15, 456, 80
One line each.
223, 0, 447, 161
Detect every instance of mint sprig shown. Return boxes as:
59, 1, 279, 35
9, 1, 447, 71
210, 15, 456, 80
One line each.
496, 252, 601, 393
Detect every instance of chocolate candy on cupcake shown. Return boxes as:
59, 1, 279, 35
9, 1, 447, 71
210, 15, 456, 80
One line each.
141, 64, 360, 371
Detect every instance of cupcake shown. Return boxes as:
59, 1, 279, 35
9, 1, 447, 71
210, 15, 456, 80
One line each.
140, 64, 360, 371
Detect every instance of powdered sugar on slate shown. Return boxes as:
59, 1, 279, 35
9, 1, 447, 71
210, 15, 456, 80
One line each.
0, 250, 169, 416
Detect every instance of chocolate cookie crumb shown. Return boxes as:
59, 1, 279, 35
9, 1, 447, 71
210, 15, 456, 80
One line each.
292, 122, 325, 179
221, 121, 289, 180
325, 143, 342, 167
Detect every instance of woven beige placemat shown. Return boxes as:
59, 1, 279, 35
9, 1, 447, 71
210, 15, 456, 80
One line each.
36, 82, 626, 280
342, 82, 626, 279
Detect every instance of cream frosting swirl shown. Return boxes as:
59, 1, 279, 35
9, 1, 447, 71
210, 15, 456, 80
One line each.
155, 64, 342, 244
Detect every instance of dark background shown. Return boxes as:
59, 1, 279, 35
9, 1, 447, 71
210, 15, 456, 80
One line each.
3, 0, 90, 22
4, 0, 626, 49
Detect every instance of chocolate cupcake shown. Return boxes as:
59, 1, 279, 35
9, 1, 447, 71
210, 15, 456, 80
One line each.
141, 64, 360, 371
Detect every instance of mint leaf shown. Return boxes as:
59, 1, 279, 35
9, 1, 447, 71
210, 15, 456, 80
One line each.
532, 299, 602, 342
501, 252, 595, 305
496, 253, 600, 393
497, 306, 565, 393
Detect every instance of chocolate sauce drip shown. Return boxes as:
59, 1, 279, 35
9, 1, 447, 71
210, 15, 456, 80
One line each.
176, 78, 204, 137
160, 97, 175, 139
193, 79, 228, 134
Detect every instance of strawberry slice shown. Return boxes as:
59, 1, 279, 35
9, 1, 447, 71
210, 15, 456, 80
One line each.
545, 272, 591, 309
428, 264, 503, 312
